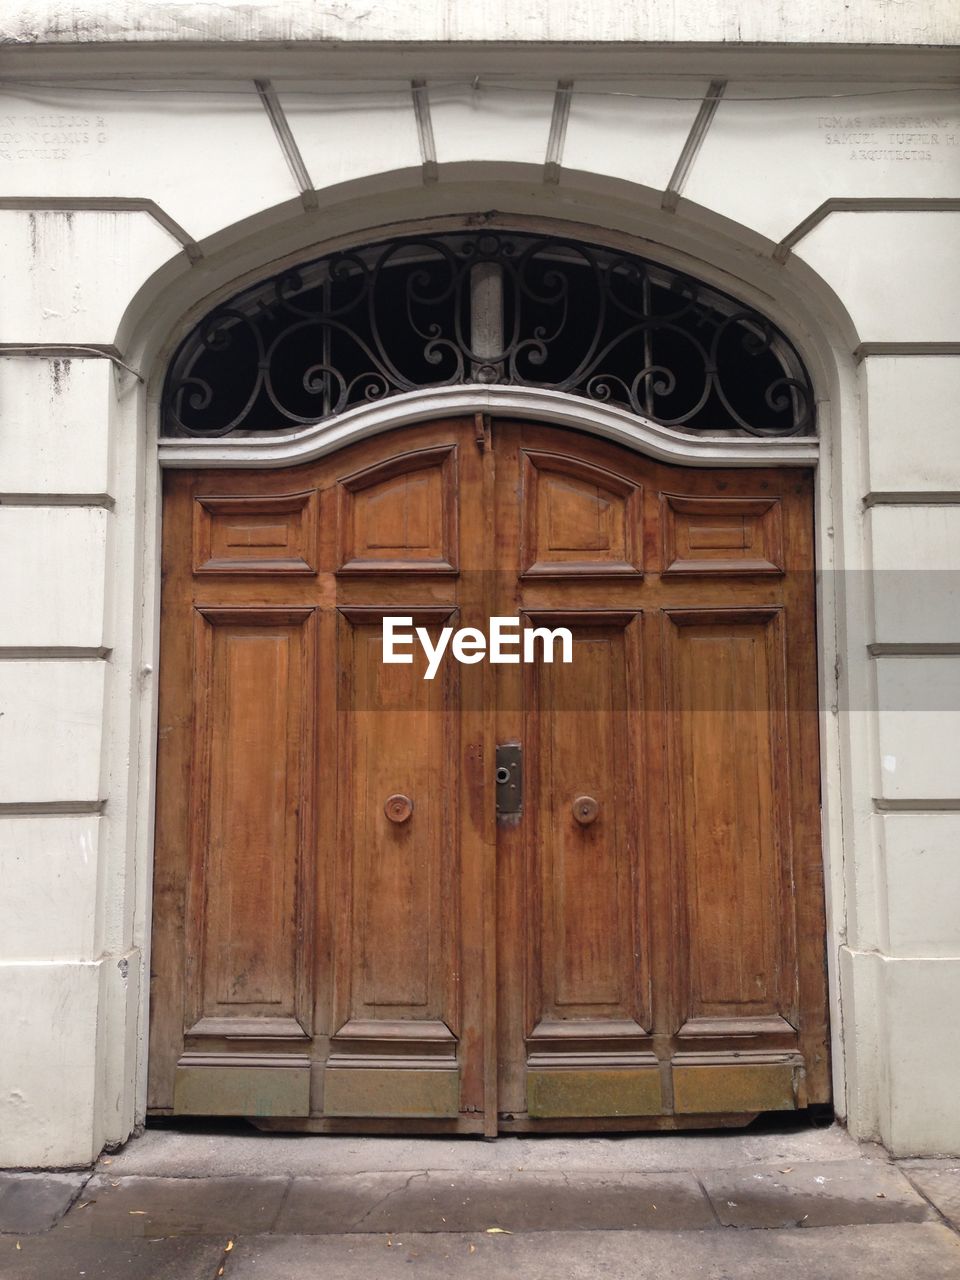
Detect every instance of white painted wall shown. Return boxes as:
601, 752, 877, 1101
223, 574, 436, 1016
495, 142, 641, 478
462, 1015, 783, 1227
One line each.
685, 87, 960, 244
3, 0, 959, 46
0, 359, 113, 496
1, 32, 959, 1166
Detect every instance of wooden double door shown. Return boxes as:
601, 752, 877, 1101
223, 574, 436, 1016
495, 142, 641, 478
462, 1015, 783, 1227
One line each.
149, 416, 829, 1132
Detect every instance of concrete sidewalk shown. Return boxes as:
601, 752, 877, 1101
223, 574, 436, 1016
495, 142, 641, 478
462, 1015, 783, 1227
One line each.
2, 1124, 959, 1278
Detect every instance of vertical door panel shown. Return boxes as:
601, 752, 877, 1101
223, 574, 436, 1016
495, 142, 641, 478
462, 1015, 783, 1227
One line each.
335, 608, 460, 1026
196, 612, 313, 1022
152, 421, 489, 1129
664, 606, 804, 1114
521, 613, 661, 1118
324, 609, 464, 1116
174, 606, 316, 1116
525, 613, 649, 1028
665, 608, 793, 1024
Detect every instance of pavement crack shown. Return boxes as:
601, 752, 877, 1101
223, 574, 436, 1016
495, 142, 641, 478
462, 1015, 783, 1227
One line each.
693, 1174, 724, 1228
350, 1171, 428, 1230
209, 1236, 236, 1280
268, 1176, 294, 1235
54, 1171, 95, 1225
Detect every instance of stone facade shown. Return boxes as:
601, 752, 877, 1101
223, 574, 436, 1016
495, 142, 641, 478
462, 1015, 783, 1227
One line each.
1, 1, 959, 1165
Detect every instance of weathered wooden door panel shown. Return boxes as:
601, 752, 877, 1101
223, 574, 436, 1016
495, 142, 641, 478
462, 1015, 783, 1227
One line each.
663, 606, 805, 1115
188, 607, 316, 1037
150, 415, 829, 1131
520, 450, 643, 578
326, 606, 463, 1117
170, 606, 317, 1116
521, 611, 659, 1117
337, 445, 459, 574
665, 607, 795, 1026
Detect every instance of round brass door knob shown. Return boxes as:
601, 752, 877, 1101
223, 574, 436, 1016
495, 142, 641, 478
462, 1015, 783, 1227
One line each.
572, 795, 599, 825
384, 794, 414, 824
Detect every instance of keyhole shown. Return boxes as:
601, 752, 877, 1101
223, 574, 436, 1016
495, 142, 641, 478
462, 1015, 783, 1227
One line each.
495, 766, 511, 785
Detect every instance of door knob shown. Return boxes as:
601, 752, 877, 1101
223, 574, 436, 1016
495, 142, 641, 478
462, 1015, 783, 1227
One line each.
384, 794, 413, 823
572, 795, 599, 826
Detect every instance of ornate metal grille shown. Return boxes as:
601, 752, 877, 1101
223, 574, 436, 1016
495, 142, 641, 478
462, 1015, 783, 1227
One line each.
163, 232, 815, 439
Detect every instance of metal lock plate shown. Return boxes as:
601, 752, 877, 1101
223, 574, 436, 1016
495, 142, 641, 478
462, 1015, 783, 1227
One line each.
495, 743, 523, 817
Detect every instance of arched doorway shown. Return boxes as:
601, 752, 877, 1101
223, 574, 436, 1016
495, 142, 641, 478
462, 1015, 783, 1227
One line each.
148, 231, 829, 1133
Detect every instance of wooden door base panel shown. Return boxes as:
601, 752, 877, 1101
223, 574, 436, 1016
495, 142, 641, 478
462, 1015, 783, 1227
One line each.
173, 1054, 311, 1117
676, 1015, 798, 1040
323, 1067, 460, 1118
672, 1062, 802, 1114
527, 1067, 663, 1118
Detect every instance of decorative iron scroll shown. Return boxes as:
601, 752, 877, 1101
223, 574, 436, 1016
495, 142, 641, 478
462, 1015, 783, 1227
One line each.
163, 233, 815, 438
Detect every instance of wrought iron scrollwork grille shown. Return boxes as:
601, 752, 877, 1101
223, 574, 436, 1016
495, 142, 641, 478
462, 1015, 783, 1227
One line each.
163, 232, 815, 439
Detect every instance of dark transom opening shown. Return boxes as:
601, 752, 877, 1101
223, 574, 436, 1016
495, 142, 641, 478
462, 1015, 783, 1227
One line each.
163, 232, 815, 439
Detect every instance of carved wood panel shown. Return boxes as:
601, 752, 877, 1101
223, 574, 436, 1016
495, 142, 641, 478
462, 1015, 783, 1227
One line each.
523, 611, 649, 1034
520, 451, 642, 578
661, 494, 784, 576
193, 490, 318, 574
333, 606, 460, 1033
337, 445, 458, 574
186, 607, 316, 1042
663, 608, 795, 1030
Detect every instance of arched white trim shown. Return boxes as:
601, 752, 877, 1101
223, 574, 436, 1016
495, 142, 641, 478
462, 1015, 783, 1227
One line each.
159, 384, 818, 470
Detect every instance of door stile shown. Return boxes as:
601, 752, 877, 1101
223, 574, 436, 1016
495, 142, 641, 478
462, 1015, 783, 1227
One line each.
148, 475, 194, 1111
637, 471, 672, 1111
477, 414, 501, 1136
783, 475, 831, 1103
491, 421, 527, 1121
640, 607, 677, 1114
313, 601, 338, 1094
439, 419, 500, 1131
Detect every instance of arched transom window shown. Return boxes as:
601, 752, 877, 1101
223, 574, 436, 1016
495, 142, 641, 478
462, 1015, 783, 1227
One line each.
163, 232, 815, 439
